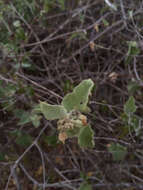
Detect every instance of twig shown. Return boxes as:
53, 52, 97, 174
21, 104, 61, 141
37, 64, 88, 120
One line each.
15, 72, 62, 100
35, 143, 46, 190
119, 0, 127, 26
0, 75, 17, 84
5, 123, 48, 190
62, 8, 143, 63
44, 152, 71, 182
19, 164, 77, 189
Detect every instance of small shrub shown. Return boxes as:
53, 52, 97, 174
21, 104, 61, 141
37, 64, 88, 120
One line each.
39, 79, 95, 148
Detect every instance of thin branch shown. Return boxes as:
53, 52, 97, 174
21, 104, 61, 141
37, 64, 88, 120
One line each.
35, 143, 46, 190
5, 123, 48, 190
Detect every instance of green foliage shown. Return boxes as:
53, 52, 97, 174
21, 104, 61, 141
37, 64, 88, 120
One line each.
62, 79, 94, 113
43, 0, 56, 12
108, 143, 127, 161
66, 126, 81, 137
69, 31, 87, 42
58, 0, 65, 10
1, 43, 18, 59
0, 82, 17, 98
127, 41, 140, 56
14, 109, 41, 127
40, 102, 67, 120
0, 81, 17, 111
127, 81, 141, 95
43, 134, 58, 147
124, 96, 137, 115
78, 126, 95, 148
121, 113, 142, 137
102, 18, 109, 26
79, 172, 92, 190
12, 0, 37, 21
13, 20, 27, 44
32, 104, 41, 114
63, 80, 74, 94
16, 133, 32, 147
11, 130, 33, 147
30, 114, 42, 128
42, 0, 65, 12
39, 79, 95, 148
121, 97, 139, 138
57, 111, 88, 144
15, 109, 31, 125
125, 41, 140, 64
79, 182, 92, 190
15, 27, 27, 43
13, 20, 21, 27
0, 153, 5, 161
131, 116, 142, 136
0, 80, 40, 128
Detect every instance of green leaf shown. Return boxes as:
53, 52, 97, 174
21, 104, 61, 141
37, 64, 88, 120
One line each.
32, 104, 41, 114
14, 109, 26, 118
30, 114, 41, 128
0, 153, 5, 161
15, 109, 40, 126
80, 172, 89, 181
125, 41, 140, 64
78, 125, 95, 148
18, 111, 31, 125
124, 96, 137, 115
1, 99, 15, 111
102, 18, 109, 26
16, 133, 32, 147
108, 143, 127, 161
69, 32, 87, 41
40, 102, 67, 120
128, 115, 141, 137
58, 0, 65, 10
127, 41, 140, 56
79, 182, 92, 190
63, 80, 74, 94
14, 109, 31, 125
0, 83, 17, 97
62, 79, 94, 113
13, 20, 21, 27
120, 113, 141, 137
66, 127, 81, 138
43, 0, 55, 12
127, 81, 140, 95
131, 115, 141, 136
11, 130, 32, 147
43, 135, 58, 147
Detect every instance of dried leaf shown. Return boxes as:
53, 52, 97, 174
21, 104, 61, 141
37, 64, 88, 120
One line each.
58, 132, 68, 144
94, 24, 99, 32
108, 72, 118, 83
89, 41, 95, 52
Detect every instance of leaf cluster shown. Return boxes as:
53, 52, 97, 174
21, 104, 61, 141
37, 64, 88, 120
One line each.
40, 79, 95, 148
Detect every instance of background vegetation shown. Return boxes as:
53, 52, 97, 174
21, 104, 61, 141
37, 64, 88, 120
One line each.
0, 0, 143, 189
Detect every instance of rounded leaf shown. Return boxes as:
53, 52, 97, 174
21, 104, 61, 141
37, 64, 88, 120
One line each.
108, 143, 127, 161
40, 102, 67, 120
78, 125, 95, 148
124, 96, 137, 115
62, 79, 94, 112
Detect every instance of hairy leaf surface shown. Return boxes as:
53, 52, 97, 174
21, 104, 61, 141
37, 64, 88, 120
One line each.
40, 102, 67, 120
62, 79, 94, 112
